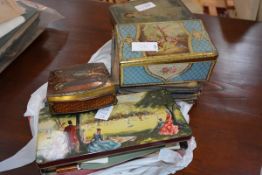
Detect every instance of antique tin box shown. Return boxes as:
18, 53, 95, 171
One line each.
114, 19, 218, 87
37, 91, 192, 174
47, 63, 117, 114
109, 0, 193, 24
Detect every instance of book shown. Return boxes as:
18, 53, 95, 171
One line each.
0, 18, 43, 73
36, 90, 192, 173
42, 147, 162, 174
0, 2, 39, 56
118, 86, 201, 104
117, 82, 202, 93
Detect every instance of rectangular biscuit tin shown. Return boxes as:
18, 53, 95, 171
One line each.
37, 91, 192, 172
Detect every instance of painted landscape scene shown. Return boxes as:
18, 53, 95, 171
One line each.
139, 22, 190, 56
36, 91, 192, 164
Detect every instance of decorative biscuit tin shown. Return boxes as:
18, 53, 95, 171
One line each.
47, 63, 117, 114
115, 20, 218, 87
37, 91, 192, 173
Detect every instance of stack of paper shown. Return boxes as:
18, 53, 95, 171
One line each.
0, 0, 43, 73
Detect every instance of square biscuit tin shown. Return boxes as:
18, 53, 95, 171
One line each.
114, 19, 218, 87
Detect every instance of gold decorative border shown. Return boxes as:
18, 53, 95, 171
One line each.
120, 53, 217, 67
47, 85, 115, 102
206, 60, 217, 80
121, 66, 124, 86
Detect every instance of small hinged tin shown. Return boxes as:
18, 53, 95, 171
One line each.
114, 19, 218, 87
109, 0, 193, 24
47, 63, 117, 114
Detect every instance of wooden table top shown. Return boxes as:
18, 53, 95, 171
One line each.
0, 0, 261, 174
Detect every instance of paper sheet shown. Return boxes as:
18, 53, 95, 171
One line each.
131, 42, 158, 52
0, 16, 25, 38
95, 105, 114, 120
0, 40, 196, 174
135, 2, 156, 12
18, 0, 64, 28
0, 0, 25, 24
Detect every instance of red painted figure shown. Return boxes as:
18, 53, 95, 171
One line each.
159, 112, 179, 135
64, 120, 79, 152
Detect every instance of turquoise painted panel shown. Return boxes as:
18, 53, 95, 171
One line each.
191, 39, 213, 52
123, 61, 213, 86
123, 66, 162, 85
183, 20, 202, 32
118, 24, 137, 39
171, 62, 212, 81
123, 43, 143, 59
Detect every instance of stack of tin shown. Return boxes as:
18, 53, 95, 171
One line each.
110, 0, 218, 103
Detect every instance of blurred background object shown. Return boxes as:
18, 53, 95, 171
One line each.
97, 0, 262, 21
234, 0, 262, 20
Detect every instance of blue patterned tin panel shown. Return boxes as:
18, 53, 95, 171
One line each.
122, 61, 215, 86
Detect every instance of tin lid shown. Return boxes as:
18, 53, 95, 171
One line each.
115, 19, 218, 66
109, 0, 193, 24
47, 63, 115, 102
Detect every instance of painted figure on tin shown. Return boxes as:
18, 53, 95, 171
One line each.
87, 128, 121, 153
159, 112, 179, 135
64, 120, 80, 153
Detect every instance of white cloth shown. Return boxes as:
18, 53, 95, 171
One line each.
0, 16, 25, 38
0, 40, 196, 174
89, 40, 112, 73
